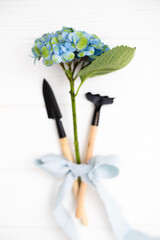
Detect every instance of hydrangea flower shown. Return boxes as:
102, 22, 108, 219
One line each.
32, 26, 109, 66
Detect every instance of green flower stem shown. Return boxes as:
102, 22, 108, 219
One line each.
60, 64, 81, 164
69, 77, 81, 164
61, 60, 87, 165
75, 81, 83, 96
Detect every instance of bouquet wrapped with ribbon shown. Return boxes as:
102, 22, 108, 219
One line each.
31, 26, 160, 239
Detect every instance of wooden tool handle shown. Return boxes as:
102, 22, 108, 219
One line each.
59, 137, 78, 199
84, 126, 98, 164
76, 125, 98, 219
59, 137, 74, 162
59, 137, 88, 226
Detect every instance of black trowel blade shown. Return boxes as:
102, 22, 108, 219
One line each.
43, 79, 62, 120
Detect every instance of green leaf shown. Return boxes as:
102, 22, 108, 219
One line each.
41, 46, 49, 58
78, 46, 136, 82
65, 69, 72, 79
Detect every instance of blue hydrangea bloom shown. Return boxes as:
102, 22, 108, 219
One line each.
32, 27, 109, 66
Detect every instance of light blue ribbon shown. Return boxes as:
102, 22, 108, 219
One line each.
35, 154, 160, 240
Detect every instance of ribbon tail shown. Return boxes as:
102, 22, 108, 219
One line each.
53, 172, 81, 240
96, 183, 130, 240
97, 183, 160, 240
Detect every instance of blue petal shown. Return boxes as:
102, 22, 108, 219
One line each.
50, 32, 56, 37
37, 42, 44, 50
70, 43, 76, 51
62, 51, 75, 62
77, 51, 87, 57
52, 55, 62, 63
55, 31, 62, 35
68, 32, 74, 42
53, 46, 60, 55
89, 37, 99, 45
59, 48, 63, 55
46, 42, 52, 51
94, 49, 103, 56
62, 26, 74, 33
41, 33, 51, 42
60, 45, 67, 53
65, 42, 71, 50
44, 53, 52, 60
43, 59, 54, 66
68, 32, 79, 44
58, 34, 63, 41
62, 31, 69, 40
81, 31, 90, 40
85, 46, 95, 56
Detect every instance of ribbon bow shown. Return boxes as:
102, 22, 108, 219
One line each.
35, 154, 160, 240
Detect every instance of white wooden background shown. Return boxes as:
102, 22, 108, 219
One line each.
0, 0, 160, 239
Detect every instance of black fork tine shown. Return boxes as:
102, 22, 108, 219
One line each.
86, 92, 114, 107
85, 92, 114, 126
